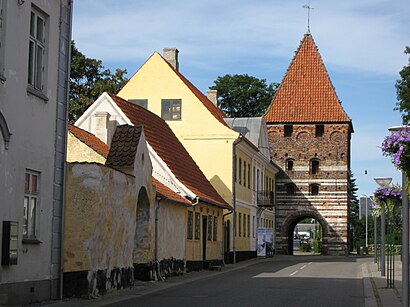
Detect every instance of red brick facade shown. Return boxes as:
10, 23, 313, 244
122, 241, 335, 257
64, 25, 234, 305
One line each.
267, 123, 351, 255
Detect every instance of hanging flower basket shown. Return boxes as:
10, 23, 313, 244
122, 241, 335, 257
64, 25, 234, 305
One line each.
373, 185, 402, 213
382, 128, 410, 178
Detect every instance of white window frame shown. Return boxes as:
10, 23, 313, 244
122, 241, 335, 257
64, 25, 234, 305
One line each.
23, 170, 40, 240
28, 7, 46, 92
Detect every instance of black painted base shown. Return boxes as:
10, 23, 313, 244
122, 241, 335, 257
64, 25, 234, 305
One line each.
63, 267, 133, 298
224, 250, 257, 264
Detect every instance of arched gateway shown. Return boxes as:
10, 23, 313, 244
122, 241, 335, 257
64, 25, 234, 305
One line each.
264, 34, 353, 255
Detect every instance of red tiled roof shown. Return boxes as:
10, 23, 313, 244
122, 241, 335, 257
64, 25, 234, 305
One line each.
264, 34, 351, 125
109, 94, 231, 209
68, 124, 109, 158
106, 125, 143, 167
158, 53, 229, 128
153, 178, 191, 205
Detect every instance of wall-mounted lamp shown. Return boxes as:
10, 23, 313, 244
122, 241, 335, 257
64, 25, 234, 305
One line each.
18, 0, 25, 5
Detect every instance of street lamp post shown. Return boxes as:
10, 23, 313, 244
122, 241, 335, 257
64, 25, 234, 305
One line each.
374, 177, 392, 277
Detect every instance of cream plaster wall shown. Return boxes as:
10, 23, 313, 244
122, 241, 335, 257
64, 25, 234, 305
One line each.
66, 133, 106, 164
64, 163, 137, 273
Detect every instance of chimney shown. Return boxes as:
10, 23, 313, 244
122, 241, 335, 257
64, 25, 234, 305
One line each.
207, 90, 218, 107
93, 111, 110, 144
163, 48, 179, 71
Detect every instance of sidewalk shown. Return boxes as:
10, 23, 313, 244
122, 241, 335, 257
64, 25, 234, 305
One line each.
364, 255, 403, 307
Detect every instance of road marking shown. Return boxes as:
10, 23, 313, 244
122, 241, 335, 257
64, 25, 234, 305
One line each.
289, 270, 298, 276
300, 265, 307, 270
308, 262, 312, 265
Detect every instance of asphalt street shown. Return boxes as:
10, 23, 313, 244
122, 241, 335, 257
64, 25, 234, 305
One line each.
105, 255, 365, 307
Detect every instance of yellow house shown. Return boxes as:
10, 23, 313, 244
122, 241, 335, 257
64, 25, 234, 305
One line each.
118, 49, 279, 262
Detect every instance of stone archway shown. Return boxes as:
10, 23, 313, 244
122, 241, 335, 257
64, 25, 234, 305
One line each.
135, 187, 150, 252
281, 210, 328, 255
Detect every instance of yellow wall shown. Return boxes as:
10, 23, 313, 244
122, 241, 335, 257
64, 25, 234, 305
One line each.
185, 203, 223, 261
67, 132, 106, 164
118, 53, 238, 205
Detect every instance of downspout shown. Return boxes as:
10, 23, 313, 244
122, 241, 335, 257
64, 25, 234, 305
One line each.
232, 135, 243, 264
60, 0, 73, 300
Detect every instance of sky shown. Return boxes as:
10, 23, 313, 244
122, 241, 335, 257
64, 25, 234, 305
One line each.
72, 0, 410, 198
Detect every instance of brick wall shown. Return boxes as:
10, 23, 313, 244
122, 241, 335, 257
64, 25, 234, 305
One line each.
267, 123, 351, 255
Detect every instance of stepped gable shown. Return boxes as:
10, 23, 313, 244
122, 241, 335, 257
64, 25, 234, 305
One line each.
158, 53, 229, 128
264, 34, 351, 125
68, 124, 109, 158
106, 125, 142, 167
153, 178, 191, 205
109, 94, 231, 209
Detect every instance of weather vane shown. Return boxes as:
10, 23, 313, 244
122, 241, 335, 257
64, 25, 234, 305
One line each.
302, 1, 314, 33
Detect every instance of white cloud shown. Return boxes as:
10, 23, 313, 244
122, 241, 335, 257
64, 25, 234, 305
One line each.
73, 0, 409, 75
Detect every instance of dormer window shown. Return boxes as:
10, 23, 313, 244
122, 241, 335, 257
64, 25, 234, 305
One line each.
284, 125, 293, 137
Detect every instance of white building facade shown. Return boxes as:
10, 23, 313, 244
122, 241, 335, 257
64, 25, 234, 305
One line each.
0, 0, 72, 305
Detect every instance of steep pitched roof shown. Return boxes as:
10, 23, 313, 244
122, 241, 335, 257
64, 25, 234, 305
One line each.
106, 125, 143, 167
153, 178, 191, 206
68, 124, 109, 158
108, 94, 231, 209
158, 53, 229, 128
264, 34, 351, 125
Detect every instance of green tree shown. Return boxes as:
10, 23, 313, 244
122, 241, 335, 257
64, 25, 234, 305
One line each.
348, 173, 363, 251
69, 41, 128, 122
395, 46, 410, 123
209, 74, 278, 117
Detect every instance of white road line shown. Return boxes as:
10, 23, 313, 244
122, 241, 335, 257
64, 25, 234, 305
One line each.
308, 262, 312, 265
289, 270, 298, 276
300, 265, 307, 270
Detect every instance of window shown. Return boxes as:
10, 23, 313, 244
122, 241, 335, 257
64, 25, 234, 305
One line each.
207, 215, 212, 241
161, 99, 181, 120
310, 184, 320, 195
238, 158, 242, 185
284, 125, 293, 137
0, 0, 5, 80
247, 215, 250, 237
311, 159, 320, 175
316, 125, 324, 137
243, 214, 246, 237
286, 159, 294, 171
23, 171, 40, 239
187, 211, 193, 239
129, 99, 148, 109
239, 213, 242, 236
243, 161, 246, 187
286, 184, 295, 195
248, 164, 251, 189
28, 8, 46, 91
252, 166, 255, 190
194, 212, 200, 240
252, 216, 255, 238
213, 216, 217, 241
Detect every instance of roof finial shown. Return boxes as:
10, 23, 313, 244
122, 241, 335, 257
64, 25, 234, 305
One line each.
302, 1, 314, 34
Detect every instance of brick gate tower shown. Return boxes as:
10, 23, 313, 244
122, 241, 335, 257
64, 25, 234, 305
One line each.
264, 34, 353, 255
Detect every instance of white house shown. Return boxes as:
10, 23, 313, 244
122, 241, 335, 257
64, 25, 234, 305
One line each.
0, 1, 72, 305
